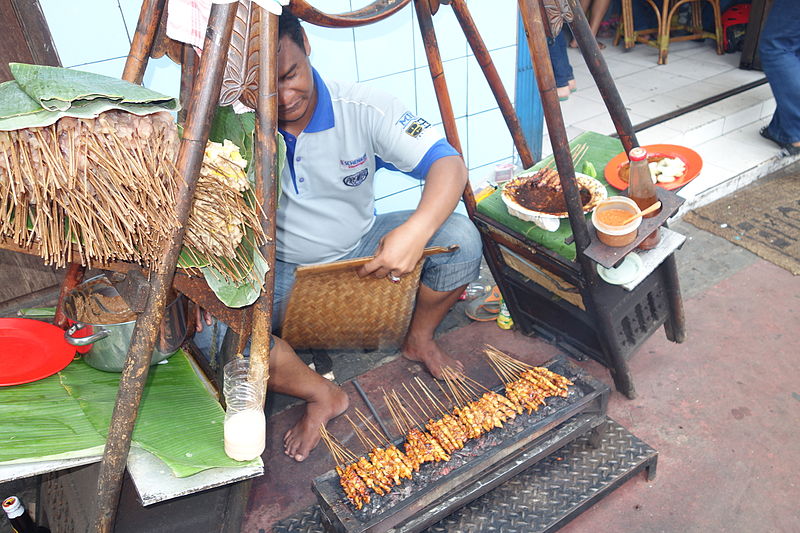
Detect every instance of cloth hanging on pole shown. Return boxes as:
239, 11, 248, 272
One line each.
166, 0, 289, 49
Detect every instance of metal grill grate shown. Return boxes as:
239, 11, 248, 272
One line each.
272, 417, 656, 533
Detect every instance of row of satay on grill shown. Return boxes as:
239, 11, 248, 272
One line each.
336, 367, 573, 509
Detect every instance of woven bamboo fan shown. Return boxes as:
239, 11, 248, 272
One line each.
281, 246, 456, 350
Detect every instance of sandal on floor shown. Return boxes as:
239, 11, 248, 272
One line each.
760, 127, 800, 155
465, 285, 502, 322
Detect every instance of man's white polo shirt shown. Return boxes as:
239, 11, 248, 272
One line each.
276, 69, 458, 265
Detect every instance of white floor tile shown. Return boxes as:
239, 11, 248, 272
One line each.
659, 108, 724, 135
703, 91, 763, 117
635, 124, 684, 145
761, 99, 777, 120
626, 96, 694, 118
746, 84, 775, 101
603, 57, 645, 79
694, 134, 777, 174
681, 118, 725, 146
720, 119, 777, 152
661, 79, 732, 103
675, 161, 731, 206
614, 48, 668, 68
559, 93, 611, 124
722, 105, 764, 135
616, 68, 694, 94
573, 111, 648, 137
708, 68, 765, 87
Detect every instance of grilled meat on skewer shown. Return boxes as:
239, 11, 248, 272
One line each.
337, 463, 371, 509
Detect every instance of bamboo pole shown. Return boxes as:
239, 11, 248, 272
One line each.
412, 0, 485, 215
565, 0, 638, 153
122, 0, 167, 84
450, 0, 535, 169
517, 0, 591, 255
249, 6, 279, 394
91, 4, 239, 531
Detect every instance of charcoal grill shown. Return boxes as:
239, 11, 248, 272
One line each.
312, 358, 614, 533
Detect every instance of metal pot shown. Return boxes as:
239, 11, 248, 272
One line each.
63, 276, 188, 372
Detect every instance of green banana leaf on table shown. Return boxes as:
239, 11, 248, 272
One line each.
0, 351, 261, 477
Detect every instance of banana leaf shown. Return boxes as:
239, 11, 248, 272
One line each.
0, 370, 106, 464
60, 351, 261, 477
209, 105, 256, 170
207, 105, 285, 204
196, 116, 287, 307
10, 63, 177, 112
0, 66, 178, 131
201, 236, 270, 308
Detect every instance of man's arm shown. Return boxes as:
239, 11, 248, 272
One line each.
358, 154, 468, 279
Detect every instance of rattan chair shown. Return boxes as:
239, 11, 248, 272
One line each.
615, 0, 724, 64
281, 246, 454, 351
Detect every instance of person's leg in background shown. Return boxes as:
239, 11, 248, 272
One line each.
548, 31, 576, 101
758, 0, 800, 154
570, 0, 612, 48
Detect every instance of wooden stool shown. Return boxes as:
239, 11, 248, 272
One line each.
615, 0, 724, 64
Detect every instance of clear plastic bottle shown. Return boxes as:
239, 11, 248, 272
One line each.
222, 359, 266, 461
627, 147, 661, 250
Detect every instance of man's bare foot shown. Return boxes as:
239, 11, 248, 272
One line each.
283, 381, 349, 462
402, 336, 464, 379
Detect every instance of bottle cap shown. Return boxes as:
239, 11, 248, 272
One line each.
2, 496, 24, 519
629, 147, 648, 161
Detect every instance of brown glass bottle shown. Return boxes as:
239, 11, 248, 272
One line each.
2, 496, 51, 533
627, 147, 661, 250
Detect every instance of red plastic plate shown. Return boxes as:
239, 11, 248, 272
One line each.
604, 144, 703, 191
0, 318, 76, 386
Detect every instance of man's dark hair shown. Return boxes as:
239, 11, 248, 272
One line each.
278, 11, 305, 49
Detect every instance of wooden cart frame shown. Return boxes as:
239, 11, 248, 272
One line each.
1, 0, 685, 530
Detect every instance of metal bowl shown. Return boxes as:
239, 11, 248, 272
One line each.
63, 276, 187, 372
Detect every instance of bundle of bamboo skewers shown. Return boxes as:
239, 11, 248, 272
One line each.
0, 110, 267, 282
320, 345, 575, 510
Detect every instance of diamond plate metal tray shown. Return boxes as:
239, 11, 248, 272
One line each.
274, 416, 656, 533
311, 358, 610, 533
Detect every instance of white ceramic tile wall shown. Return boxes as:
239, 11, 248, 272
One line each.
39, 2, 788, 220
39, 0, 131, 68
38, 1, 520, 213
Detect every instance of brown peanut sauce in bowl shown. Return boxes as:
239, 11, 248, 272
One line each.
596, 208, 632, 227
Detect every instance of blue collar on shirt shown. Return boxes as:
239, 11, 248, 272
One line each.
304, 68, 334, 133
279, 68, 333, 194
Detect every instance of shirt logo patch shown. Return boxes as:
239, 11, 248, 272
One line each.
396, 112, 431, 138
340, 153, 367, 170
342, 168, 369, 187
